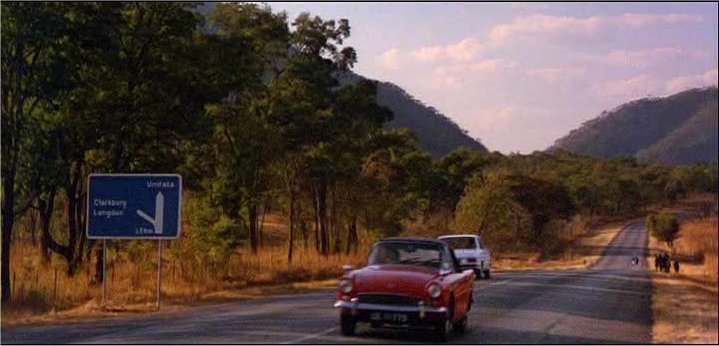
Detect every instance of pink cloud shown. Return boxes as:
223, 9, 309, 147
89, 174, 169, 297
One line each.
411, 38, 483, 63
593, 75, 664, 99
486, 13, 703, 46
432, 59, 509, 88
604, 48, 706, 68
412, 46, 444, 62
377, 48, 400, 70
446, 38, 483, 61
666, 68, 719, 93
527, 67, 584, 83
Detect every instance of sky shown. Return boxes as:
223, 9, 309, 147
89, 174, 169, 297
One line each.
269, 2, 719, 153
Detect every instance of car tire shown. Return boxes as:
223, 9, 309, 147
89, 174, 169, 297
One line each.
473, 269, 482, 280
454, 314, 468, 334
436, 299, 454, 342
340, 315, 356, 336
483, 269, 491, 279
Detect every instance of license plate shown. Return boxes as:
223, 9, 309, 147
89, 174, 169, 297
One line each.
370, 312, 408, 323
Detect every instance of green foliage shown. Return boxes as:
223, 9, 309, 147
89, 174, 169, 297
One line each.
646, 213, 680, 247
454, 173, 533, 248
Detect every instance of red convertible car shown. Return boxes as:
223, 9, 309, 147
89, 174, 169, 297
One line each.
334, 237, 475, 340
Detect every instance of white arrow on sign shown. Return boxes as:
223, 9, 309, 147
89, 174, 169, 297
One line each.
137, 192, 164, 234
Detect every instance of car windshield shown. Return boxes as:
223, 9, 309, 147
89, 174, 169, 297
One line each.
441, 237, 476, 250
368, 242, 443, 269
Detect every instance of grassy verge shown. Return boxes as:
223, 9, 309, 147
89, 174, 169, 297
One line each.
1, 238, 363, 328
649, 216, 718, 343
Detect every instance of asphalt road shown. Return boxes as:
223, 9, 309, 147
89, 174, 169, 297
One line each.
1, 219, 652, 344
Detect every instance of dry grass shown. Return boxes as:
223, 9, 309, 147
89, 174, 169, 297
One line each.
649, 216, 718, 343
2, 237, 368, 327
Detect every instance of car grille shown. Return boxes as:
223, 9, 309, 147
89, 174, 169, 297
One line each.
358, 294, 421, 306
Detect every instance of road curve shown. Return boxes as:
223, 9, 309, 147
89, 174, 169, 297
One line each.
1, 219, 652, 344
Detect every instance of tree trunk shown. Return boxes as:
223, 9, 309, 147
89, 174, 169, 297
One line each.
331, 187, 342, 254
298, 205, 309, 249
312, 186, 320, 252
1, 171, 15, 302
317, 179, 329, 256
249, 203, 258, 254
93, 243, 104, 284
259, 201, 269, 248
65, 171, 81, 276
39, 188, 57, 263
29, 205, 37, 246
288, 192, 295, 263
345, 216, 357, 255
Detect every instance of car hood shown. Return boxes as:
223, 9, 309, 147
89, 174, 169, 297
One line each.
351, 265, 440, 296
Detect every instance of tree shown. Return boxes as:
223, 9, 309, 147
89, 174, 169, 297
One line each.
201, 3, 289, 254
454, 173, 532, 248
646, 213, 680, 248
1, 2, 116, 301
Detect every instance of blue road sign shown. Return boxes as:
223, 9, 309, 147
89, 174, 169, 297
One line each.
87, 174, 182, 239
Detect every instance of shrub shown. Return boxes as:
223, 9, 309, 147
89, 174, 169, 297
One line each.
647, 213, 680, 248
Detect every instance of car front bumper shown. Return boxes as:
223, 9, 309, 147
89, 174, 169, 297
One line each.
334, 299, 448, 325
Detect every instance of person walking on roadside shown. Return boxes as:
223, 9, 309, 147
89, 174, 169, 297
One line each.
654, 254, 660, 271
673, 259, 680, 273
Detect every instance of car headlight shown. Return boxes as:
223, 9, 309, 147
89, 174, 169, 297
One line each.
428, 283, 441, 299
340, 279, 353, 294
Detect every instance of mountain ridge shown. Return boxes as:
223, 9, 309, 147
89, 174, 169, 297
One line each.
550, 86, 718, 165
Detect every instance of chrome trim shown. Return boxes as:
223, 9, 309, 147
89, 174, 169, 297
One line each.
334, 300, 447, 314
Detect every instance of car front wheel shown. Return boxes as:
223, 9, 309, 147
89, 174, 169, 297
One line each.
340, 314, 356, 336
436, 300, 454, 341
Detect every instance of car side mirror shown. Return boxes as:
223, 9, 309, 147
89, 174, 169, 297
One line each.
342, 264, 353, 272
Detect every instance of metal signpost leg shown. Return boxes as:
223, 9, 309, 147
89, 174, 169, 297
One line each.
102, 239, 106, 308
157, 239, 162, 310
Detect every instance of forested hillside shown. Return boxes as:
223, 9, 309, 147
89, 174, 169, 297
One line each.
550, 87, 718, 165
338, 72, 487, 158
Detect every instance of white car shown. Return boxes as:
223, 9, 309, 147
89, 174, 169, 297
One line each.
438, 234, 492, 279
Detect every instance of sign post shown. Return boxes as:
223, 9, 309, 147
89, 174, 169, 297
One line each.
102, 239, 107, 306
87, 174, 182, 310
157, 239, 162, 309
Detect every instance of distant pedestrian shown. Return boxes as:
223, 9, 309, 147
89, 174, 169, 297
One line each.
662, 254, 671, 273
654, 255, 660, 271
673, 259, 680, 273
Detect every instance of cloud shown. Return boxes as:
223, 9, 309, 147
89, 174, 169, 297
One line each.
527, 67, 584, 83
432, 59, 510, 88
377, 48, 401, 70
593, 68, 717, 100
412, 46, 444, 62
411, 38, 483, 63
486, 13, 703, 46
666, 68, 719, 93
593, 75, 664, 99
406, 13, 703, 67
446, 38, 483, 62
603, 48, 706, 68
